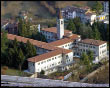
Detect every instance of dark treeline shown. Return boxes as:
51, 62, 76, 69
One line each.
66, 17, 109, 42
18, 18, 47, 42
1, 31, 36, 70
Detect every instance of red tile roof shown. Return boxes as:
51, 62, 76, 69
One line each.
80, 39, 107, 46
28, 48, 72, 62
49, 38, 73, 46
2, 33, 73, 62
28, 49, 62, 62
7, 34, 47, 46
41, 27, 72, 36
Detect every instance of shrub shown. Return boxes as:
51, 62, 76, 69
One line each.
1, 69, 6, 75
2, 66, 8, 70
40, 70, 45, 75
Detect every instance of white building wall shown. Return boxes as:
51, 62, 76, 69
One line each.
41, 30, 57, 42
91, 15, 96, 21
57, 42, 73, 50
75, 42, 107, 62
99, 43, 107, 59
78, 43, 98, 56
65, 52, 73, 64
35, 54, 62, 73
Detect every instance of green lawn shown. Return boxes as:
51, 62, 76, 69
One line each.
1, 66, 31, 77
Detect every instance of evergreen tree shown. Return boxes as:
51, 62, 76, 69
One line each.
66, 19, 76, 33
80, 52, 86, 62
1, 32, 8, 65
73, 17, 81, 34
93, 26, 101, 40
83, 54, 89, 65
7, 48, 15, 67
40, 70, 45, 75
92, 1, 103, 14
13, 38, 19, 48
87, 50, 94, 63
17, 48, 25, 71
22, 40, 36, 69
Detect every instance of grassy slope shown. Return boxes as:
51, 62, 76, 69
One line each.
86, 63, 109, 84
1, 1, 53, 19
1, 66, 31, 77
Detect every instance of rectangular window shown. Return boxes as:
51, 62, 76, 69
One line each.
66, 55, 69, 59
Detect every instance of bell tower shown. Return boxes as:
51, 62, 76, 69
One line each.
57, 10, 64, 39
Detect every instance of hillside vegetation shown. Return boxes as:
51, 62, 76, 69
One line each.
1, 1, 93, 19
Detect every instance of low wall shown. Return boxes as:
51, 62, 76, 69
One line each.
1, 75, 109, 87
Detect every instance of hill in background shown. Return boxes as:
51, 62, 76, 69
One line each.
1, 1, 97, 19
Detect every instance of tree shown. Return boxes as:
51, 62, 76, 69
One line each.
92, 25, 101, 40
1, 32, 8, 53
13, 38, 19, 49
66, 19, 76, 33
78, 23, 94, 39
87, 50, 94, 63
26, 40, 36, 58
7, 48, 15, 66
17, 48, 25, 71
40, 70, 45, 75
31, 32, 47, 42
83, 54, 89, 65
80, 52, 86, 63
92, 1, 103, 14
73, 17, 81, 34
1, 32, 8, 65
80, 52, 91, 72
18, 18, 31, 37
